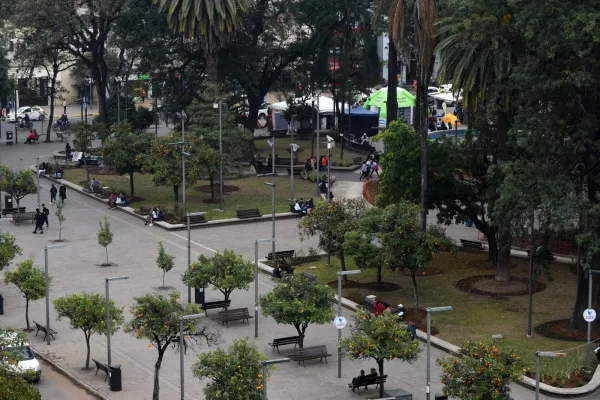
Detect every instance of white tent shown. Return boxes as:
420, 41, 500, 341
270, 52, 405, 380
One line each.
270, 96, 338, 114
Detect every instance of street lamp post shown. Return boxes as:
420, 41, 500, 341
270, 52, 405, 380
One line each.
179, 313, 204, 400
44, 245, 65, 345
336, 270, 360, 378
586, 270, 600, 368
316, 96, 320, 194
262, 358, 290, 400
527, 212, 535, 338
264, 182, 276, 259
36, 156, 40, 209
105, 276, 129, 367
426, 306, 452, 400
213, 101, 224, 210
326, 136, 334, 202
255, 238, 275, 338
290, 144, 299, 204
535, 352, 566, 400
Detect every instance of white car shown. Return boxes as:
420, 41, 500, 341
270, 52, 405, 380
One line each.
428, 86, 440, 94
6, 106, 46, 122
1, 333, 41, 382
258, 102, 271, 119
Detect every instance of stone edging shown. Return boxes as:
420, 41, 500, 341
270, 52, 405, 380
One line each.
31, 347, 109, 400
39, 172, 302, 231
254, 260, 600, 397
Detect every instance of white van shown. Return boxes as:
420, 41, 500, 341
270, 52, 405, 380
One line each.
1, 333, 41, 382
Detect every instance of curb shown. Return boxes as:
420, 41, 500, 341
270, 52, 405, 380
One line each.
31, 347, 109, 400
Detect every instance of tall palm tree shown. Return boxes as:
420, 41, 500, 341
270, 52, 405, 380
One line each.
154, 0, 251, 82
436, 0, 523, 280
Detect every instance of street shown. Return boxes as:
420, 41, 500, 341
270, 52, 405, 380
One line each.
36, 359, 97, 400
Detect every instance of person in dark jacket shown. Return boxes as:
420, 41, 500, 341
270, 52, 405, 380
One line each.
33, 209, 44, 234
49, 184, 57, 204
59, 184, 67, 202
42, 204, 50, 228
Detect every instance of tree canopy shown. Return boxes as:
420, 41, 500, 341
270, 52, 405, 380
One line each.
4, 260, 48, 331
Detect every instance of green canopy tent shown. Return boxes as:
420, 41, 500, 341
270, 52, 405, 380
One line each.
364, 87, 416, 120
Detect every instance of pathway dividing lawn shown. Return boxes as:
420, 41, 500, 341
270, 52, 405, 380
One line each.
254, 138, 365, 166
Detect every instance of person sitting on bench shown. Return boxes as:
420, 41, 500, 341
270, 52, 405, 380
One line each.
293, 200, 303, 214
108, 193, 117, 209
155, 206, 164, 221
116, 192, 126, 206
272, 266, 282, 279
351, 370, 366, 392
89, 178, 99, 193
65, 143, 73, 161
55, 167, 64, 179
25, 130, 37, 144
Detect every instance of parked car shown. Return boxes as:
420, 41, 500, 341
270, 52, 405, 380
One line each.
0, 332, 41, 382
6, 106, 47, 122
258, 102, 271, 119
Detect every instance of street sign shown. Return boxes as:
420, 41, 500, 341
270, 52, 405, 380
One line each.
584, 309, 597, 322
333, 316, 347, 329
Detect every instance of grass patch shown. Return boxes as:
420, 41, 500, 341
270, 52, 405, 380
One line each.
293, 251, 597, 382
253, 138, 365, 164
63, 169, 319, 220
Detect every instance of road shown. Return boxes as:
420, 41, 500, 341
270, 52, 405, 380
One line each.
36, 359, 98, 400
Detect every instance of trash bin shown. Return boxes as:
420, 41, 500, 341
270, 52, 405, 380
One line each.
6, 130, 12, 145
434, 393, 448, 400
194, 287, 205, 305
4, 195, 12, 211
109, 364, 122, 391
0, 294, 4, 315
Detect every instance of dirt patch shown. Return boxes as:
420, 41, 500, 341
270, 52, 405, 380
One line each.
194, 184, 240, 194
327, 280, 400, 292
86, 168, 116, 176
95, 263, 119, 268
535, 319, 600, 342
456, 275, 546, 296
402, 267, 442, 277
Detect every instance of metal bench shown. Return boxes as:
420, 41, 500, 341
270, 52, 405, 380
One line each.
267, 250, 295, 260
185, 212, 207, 225
33, 320, 57, 341
135, 206, 151, 216
200, 299, 231, 316
2, 207, 26, 216
460, 239, 485, 250
92, 358, 109, 381
268, 336, 301, 353
12, 211, 36, 225
236, 209, 262, 219
288, 345, 331, 364
218, 307, 253, 326
348, 374, 388, 395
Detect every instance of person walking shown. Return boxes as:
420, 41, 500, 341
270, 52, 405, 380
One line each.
42, 204, 50, 228
49, 184, 57, 204
59, 184, 67, 203
370, 161, 380, 179
33, 209, 44, 234
359, 162, 368, 181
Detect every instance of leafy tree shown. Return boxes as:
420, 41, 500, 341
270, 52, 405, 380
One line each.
298, 198, 368, 278
343, 219, 386, 285
0, 167, 37, 213
54, 199, 66, 242
125, 291, 220, 400
4, 260, 48, 331
53, 292, 124, 369
193, 337, 269, 400
102, 123, 154, 197
259, 274, 336, 348
70, 122, 99, 184
0, 232, 22, 273
0, 45, 11, 101
97, 216, 114, 266
340, 309, 421, 398
182, 250, 254, 310
0, 327, 41, 399
156, 240, 175, 289
438, 340, 526, 400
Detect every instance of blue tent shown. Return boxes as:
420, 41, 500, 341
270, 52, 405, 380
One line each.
343, 105, 379, 137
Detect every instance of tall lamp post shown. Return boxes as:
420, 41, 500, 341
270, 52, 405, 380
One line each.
289, 144, 299, 204
255, 238, 275, 338
325, 136, 335, 201
535, 351, 566, 400
426, 306, 452, 400
175, 111, 187, 217
264, 182, 276, 259
44, 245, 65, 345
179, 313, 204, 400
213, 101, 223, 211
586, 270, 600, 368
262, 358, 290, 400
315, 95, 321, 194
105, 276, 129, 367
336, 270, 360, 378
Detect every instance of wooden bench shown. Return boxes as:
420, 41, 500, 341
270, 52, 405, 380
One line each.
2, 207, 26, 216
33, 320, 57, 341
236, 209, 262, 219
186, 213, 207, 225
12, 211, 36, 225
268, 336, 301, 353
218, 307, 253, 326
256, 165, 275, 175
460, 239, 485, 250
287, 168, 303, 176
348, 374, 388, 395
135, 206, 151, 216
80, 158, 100, 167
301, 272, 317, 282
267, 250, 295, 260
289, 345, 331, 364
200, 299, 231, 316
92, 358, 109, 381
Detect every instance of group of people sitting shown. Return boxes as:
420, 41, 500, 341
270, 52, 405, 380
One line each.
107, 192, 127, 209
292, 198, 313, 216
24, 129, 39, 144
349, 368, 379, 392
144, 207, 164, 226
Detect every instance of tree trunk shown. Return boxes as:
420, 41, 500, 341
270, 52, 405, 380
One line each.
245, 94, 261, 133
25, 297, 30, 331
377, 359, 385, 398
153, 349, 165, 400
294, 323, 307, 348
162, 270, 166, 288
206, 53, 218, 84
570, 254, 600, 332
83, 157, 90, 184
417, 58, 435, 231
46, 62, 59, 142
209, 176, 215, 201
84, 332, 91, 369
485, 228, 499, 267
495, 232, 511, 281
105, 247, 109, 266
386, 44, 398, 127
377, 266, 382, 286
129, 169, 135, 198
223, 290, 231, 311
173, 185, 179, 217
410, 271, 419, 310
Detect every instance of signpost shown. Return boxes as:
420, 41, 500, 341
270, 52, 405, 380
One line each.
333, 316, 347, 329
583, 309, 596, 322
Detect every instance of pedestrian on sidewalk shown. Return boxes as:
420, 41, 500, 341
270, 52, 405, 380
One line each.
33, 209, 44, 234
359, 162, 368, 181
63, 100, 67, 114
59, 184, 67, 203
50, 184, 57, 204
42, 204, 50, 228
370, 161, 379, 179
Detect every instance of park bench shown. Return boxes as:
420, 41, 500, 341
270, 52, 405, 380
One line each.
301, 272, 317, 282
288, 345, 331, 364
256, 165, 275, 175
135, 206, 151, 216
218, 307, 252, 326
267, 250, 295, 261
25, 133, 40, 144
269, 336, 301, 353
200, 299, 231, 316
92, 358, 109, 381
348, 375, 388, 395
236, 209, 262, 219
80, 158, 100, 167
95, 187, 110, 199
2, 207, 26, 216
12, 211, 36, 225
33, 320, 57, 341
526, 249, 556, 261
185, 213, 207, 225
460, 239, 485, 250
286, 168, 303, 176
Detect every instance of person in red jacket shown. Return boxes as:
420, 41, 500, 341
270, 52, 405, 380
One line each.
373, 301, 385, 316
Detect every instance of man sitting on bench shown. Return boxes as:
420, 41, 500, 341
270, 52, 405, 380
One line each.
25, 130, 38, 144
90, 178, 99, 193
55, 167, 64, 179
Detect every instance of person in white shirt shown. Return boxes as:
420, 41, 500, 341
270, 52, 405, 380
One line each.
293, 200, 302, 214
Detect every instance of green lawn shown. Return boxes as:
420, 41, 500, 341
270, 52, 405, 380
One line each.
294, 251, 595, 384
63, 169, 319, 220
253, 138, 365, 166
